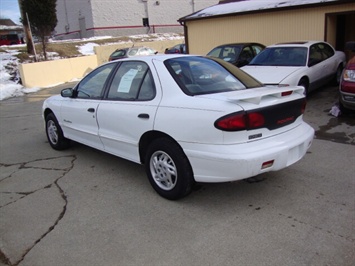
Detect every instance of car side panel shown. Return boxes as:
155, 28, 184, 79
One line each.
60, 98, 103, 150
96, 101, 159, 163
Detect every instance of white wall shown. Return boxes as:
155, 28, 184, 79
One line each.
55, 0, 94, 39
54, 0, 217, 39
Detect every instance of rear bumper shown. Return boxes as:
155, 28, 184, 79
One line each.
182, 122, 314, 183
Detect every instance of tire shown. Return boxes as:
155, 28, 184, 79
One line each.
145, 138, 194, 200
45, 113, 71, 150
298, 78, 308, 96
339, 100, 350, 115
334, 65, 343, 85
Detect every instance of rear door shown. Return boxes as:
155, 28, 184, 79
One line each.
97, 60, 161, 163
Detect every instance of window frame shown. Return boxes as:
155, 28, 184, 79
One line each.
104, 60, 156, 102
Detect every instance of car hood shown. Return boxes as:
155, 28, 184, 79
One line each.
241, 66, 302, 84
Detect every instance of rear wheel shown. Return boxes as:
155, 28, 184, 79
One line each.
298, 78, 309, 96
145, 138, 194, 200
45, 113, 70, 150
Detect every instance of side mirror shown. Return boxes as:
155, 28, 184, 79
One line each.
61, 88, 74, 98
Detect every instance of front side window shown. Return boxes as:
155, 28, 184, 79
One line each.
76, 63, 116, 99
165, 56, 251, 95
309, 45, 324, 66
107, 61, 155, 101
111, 50, 126, 58
240, 47, 253, 63
128, 48, 139, 56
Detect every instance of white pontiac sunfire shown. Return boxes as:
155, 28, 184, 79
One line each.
43, 54, 314, 200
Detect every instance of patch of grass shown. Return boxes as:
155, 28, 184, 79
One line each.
16, 52, 31, 62
46, 43, 81, 58
4, 33, 185, 62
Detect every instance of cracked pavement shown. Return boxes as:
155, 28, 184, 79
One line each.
0, 84, 354, 265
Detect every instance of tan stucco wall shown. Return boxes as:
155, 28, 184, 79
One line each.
19, 55, 98, 88
186, 3, 355, 55
19, 39, 184, 88
94, 39, 184, 65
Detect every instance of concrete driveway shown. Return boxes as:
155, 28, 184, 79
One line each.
0, 83, 354, 266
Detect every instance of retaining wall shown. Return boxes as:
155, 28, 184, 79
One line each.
19, 39, 184, 88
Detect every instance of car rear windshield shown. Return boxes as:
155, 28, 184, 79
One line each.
249, 47, 307, 66
164, 56, 262, 95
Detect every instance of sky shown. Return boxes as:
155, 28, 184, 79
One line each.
0, 0, 21, 24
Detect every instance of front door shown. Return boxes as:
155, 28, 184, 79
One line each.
60, 63, 117, 149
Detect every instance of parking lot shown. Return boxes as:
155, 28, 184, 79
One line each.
0, 83, 354, 265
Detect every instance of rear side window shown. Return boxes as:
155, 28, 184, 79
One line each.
165, 56, 248, 95
107, 61, 155, 101
318, 43, 335, 59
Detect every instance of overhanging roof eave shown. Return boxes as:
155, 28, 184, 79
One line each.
178, 0, 353, 23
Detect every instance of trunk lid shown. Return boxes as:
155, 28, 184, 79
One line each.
199, 86, 306, 144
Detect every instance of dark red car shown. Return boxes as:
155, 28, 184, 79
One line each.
339, 42, 355, 113
0, 34, 22, 46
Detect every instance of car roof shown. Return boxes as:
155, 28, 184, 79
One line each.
214, 42, 264, 47
115, 46, 150, 51
106, 54, 190, 62
105, 54, 206, 65
267, 41, 326, 48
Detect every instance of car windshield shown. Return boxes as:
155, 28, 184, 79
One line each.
207, 45, 242, 63
165, 56, 260, 95
249, 47, 307, 66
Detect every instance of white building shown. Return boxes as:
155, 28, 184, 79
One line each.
54, 0, 218, 39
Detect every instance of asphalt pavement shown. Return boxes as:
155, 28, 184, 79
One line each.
0, 83, 354, 266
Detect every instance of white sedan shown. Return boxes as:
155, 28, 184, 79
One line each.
43, 54, 314, 200
241, 41, 346, 95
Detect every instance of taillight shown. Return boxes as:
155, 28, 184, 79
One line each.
214, 111, 265, 131
248, 112, 265, 128
281, 91, 293, 96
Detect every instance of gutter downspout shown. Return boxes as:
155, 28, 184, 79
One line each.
179, 20, 189, 54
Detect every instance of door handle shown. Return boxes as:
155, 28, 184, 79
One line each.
87, 108, 95, 113
138, 113, 149, 119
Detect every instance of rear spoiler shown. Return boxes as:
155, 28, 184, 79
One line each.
227, 86, 305, 105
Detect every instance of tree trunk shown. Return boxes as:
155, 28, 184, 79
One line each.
23, 24, 34, 55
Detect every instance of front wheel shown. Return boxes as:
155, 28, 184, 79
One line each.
45, 113, 70, 150
145, 138, 194, 200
